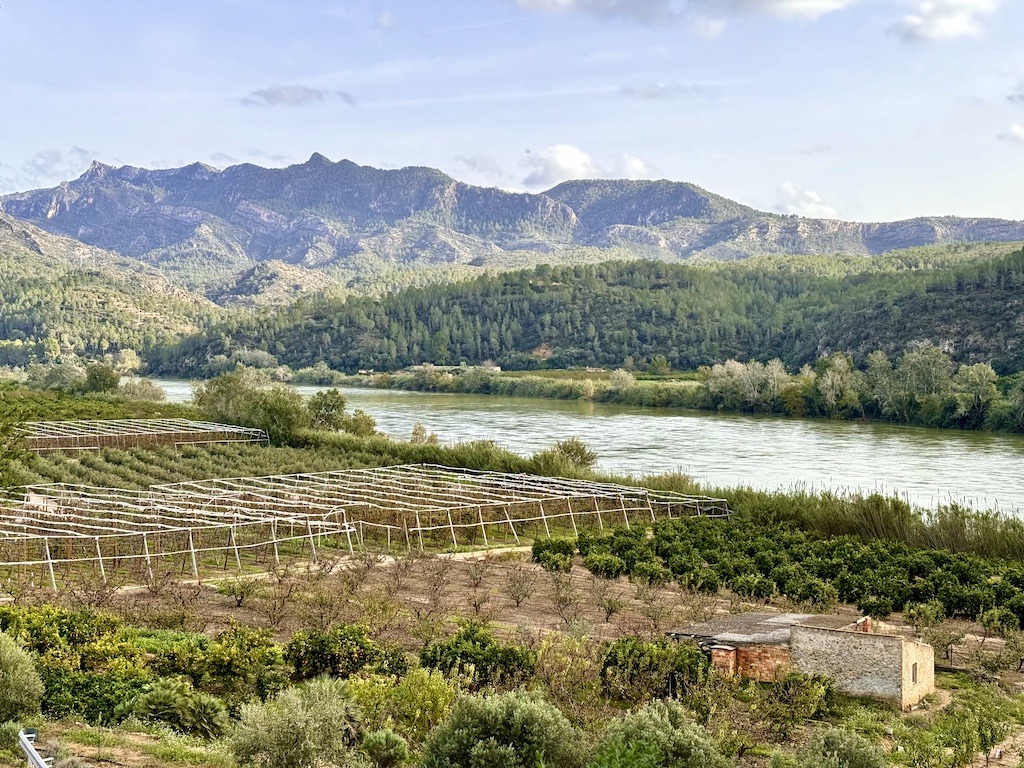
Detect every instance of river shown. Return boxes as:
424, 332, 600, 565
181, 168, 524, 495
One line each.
154, 379, 1024, 513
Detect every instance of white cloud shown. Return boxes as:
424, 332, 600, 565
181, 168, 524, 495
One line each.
718, 0, 859, 19
522, 144, 604, 187
510, 0, 677, 23
243, 84, 355, 107
998, 124, 1024, 146
774, 181, 840, 218
521, 144, 658, 187
510, 0, 858, 23
894, 0, 998, 42
618, 154, 660, 179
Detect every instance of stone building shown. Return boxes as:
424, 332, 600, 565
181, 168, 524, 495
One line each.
667, 612, 934, 710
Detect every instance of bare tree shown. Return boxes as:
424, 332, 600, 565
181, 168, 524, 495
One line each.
464, 559, 493, 589
548, 572, 583, 627
589, 577, 626, 623
500, 564, 539, 608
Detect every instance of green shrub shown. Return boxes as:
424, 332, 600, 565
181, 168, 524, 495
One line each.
194, 623, 289, 708
363, 729, 408, 768
285, 624, 408, 681
538, 551, 573, 572
39, 663, 152, 723
120, 677, 230, 739
0, 631, 43, 722
761, 672, 834, 739
532, 539, 576, 563
791, 729, 886, 768
600, 638, 708, 703
232, 677, 361, 768
584, 553, 627, 579
630, 560, 671, 587
421, 690, 581, 768
420, 622, 535, 689
591, 701, 730, 768
0, 605, 122, 656
576, 530, 613, 558
346, 669, 459, 747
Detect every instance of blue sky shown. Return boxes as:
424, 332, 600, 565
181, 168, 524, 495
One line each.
2, 0, 1022, 221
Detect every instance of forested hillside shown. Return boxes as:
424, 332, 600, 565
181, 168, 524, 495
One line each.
0, 213, 218, 367
6, 155, 1024, 305
147, 242, 1024, 376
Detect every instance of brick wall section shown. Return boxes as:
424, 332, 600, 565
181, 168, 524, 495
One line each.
710, 646, 738, 676
736, 645, 791, 682
790, 625, 935, 709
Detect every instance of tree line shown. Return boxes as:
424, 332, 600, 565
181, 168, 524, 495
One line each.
147, 248, 1024, 378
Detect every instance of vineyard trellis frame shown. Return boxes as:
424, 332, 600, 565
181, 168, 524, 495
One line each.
16, 419, 269, 453
0, 464, 728, 591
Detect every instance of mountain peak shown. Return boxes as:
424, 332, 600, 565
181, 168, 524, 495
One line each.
305, 152, 332, 166
81, 160, 115, 180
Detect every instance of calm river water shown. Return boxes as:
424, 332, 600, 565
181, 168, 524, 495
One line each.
154, 379, 1024, 513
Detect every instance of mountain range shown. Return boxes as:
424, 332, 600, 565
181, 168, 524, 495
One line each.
4, 154, 1024, 306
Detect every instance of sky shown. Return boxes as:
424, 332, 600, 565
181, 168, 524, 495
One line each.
1, 0, 1023, 222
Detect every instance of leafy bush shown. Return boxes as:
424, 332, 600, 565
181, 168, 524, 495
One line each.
538, 551, 573, 572
630, 560, 671, 587
347, 669, 459, 747
0, 631, 43, 722
421, 690, 581, 768
232, 677, 361, 768
576, 530, 613, 558
781, 729, 886, 768
591, 701, 730, 768
600, 638, 708, 703
760, 672, 834, 739
39, 663, 152, 723
120, 677, 230, 738
286, 624, 408, 681
584, 553, 627, 579
362, 729, 408, 768
420, 622, 535, 689
532, 539, 576, 563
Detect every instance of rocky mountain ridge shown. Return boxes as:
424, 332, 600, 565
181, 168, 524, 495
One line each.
3, 154, 1024, 304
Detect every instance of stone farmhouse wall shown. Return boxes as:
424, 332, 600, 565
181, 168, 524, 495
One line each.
791, 624, 934, 709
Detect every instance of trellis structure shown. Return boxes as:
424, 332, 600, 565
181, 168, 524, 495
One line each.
0, 464, 728, 590
16, 419, 269, 453
154, 464, 729, 552
0, 484, 351, 590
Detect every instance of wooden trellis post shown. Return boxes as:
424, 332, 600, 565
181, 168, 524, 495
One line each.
94, 537, 106, 584
187, 529, 200, 578
477, 507, 489, 547
270, 520, 281, 563
229, 526, 242, 570
446, 510, 458, 549
43, 537, 57, 592
618, 496, 631, 529
306, 519, 318, 562
538, 501, 551, 539
142, 534, 154, 585
502, 505, 520, 544
591, 497, 604, 530
414, 511, 425, 552
565, 499, 578, 537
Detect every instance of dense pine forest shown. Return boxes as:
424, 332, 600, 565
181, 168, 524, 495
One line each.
148, 243, 1024, 377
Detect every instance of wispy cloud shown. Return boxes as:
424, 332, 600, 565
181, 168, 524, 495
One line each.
242, 84, 355, 107
0, 146, 100, 192
893, 0, 999, 42
509, 0, 859, 24
455, 154, 505, 178
619, 80, 711, 99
